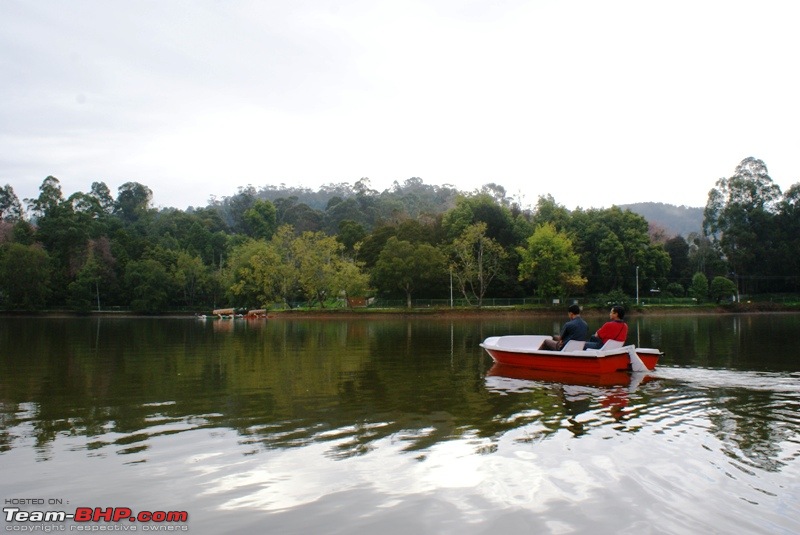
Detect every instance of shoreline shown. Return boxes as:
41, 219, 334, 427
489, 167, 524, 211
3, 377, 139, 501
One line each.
2, 302, 797, 319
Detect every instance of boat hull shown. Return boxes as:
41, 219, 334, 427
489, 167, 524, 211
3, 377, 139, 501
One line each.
480, 335, 660, 374
487, 364, 653, 387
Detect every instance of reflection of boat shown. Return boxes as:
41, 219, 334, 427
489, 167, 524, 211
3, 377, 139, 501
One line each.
487, 363, 653, 387
486, 364, 655, 416
480, 335, 661, 374
197, 308, 243, 320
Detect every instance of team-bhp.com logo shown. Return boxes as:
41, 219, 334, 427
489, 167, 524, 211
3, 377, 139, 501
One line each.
4, 506, 189, 531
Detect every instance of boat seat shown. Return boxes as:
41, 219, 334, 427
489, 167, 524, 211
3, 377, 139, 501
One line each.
561, 340, 586, 351
599, 339, 625, 351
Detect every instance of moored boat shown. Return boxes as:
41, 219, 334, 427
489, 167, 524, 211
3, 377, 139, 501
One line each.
480, 335, 661, 374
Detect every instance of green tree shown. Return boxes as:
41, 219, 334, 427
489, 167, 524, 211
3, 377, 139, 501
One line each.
26, 175, 63, 219
66, 239, 116, 312
337, 220, 367, 255
0, 184, 23, 222
242, 199, 277, 239
172, 252, 211, 308
292, 231, 369, 308
710, 276, 738, 303
124, 259, 173, 313
773, 183, 800, 292
689, 272, 709, 302
115, 182, 153, 223
664, 236, 691, 288
517, 223, 586, 298
373, 237, 446, 308
89, 181, 115, 214
226, 239, 281, 308
566, 206, 668, 295
442, 193, 516, 247
704, 157, 782, 294
450, 222, 507, 306
0, 243, 51, 309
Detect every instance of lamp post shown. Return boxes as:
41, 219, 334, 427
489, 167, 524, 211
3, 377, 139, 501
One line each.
449, 266, 453, 308
636, 266, 639, 305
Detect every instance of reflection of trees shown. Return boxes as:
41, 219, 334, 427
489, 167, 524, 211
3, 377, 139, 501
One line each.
632, 314, 799, 371
0, 317, 797, 467
705, 388, 797, 473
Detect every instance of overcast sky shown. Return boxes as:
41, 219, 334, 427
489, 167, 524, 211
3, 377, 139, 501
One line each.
2, 0, 798, 212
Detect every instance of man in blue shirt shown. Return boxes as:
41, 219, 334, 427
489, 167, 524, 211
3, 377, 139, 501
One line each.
542, 304, 589, 351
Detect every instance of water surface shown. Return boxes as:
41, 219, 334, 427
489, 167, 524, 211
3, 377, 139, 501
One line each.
1, 314, 798, 534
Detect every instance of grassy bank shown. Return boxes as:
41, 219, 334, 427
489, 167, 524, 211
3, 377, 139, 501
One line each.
266, 301, 800, 319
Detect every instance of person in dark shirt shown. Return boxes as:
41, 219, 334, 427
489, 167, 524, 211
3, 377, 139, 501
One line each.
543, 304, 589, 351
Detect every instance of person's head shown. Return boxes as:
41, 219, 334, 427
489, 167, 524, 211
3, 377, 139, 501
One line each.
610, 305, 625, 320
567, 304, 581, 317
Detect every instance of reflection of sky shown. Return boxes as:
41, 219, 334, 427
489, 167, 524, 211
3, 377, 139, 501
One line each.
2, 370, 799, 533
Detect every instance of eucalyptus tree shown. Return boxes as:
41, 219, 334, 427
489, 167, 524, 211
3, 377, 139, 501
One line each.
704, 157, 782, 294
89, 181, 115, 215
774, 183, 800, 291
25, 175, 63, 220
25, 177, 95, 303
450, 222, 507, 306
115, 182, 153, 224
0, 184, 23, 222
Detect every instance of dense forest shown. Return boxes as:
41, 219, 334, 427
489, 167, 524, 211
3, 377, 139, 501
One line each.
0, 157, 798, 312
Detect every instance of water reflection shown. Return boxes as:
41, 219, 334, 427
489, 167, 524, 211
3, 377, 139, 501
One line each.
1, 316, 799, 533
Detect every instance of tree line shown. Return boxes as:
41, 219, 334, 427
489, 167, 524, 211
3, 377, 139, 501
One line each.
0, 157, 797, 312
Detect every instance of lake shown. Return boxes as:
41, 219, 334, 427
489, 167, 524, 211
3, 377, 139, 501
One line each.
1, 313, 799, 534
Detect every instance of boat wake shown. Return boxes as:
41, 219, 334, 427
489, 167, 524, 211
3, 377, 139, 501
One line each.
649, 366, 800, 393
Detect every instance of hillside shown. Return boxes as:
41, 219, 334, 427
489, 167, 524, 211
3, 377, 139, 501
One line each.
619, 202, 704, 237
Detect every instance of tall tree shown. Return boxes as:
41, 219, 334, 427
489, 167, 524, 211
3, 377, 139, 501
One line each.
115, 182, 153, 223
26, 176, 64, 219
0, 185, 23, 222
373, 237, 446, 308
704, 157, 782, 294
450, 222, 507, 306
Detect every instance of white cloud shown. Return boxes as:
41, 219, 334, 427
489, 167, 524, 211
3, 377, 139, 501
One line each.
2, 0, 798, 210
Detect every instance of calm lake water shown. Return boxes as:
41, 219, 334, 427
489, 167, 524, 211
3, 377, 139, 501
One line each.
1, 314, 799, 534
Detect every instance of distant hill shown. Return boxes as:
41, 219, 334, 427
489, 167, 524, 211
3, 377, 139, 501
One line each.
619, 202, 704, 238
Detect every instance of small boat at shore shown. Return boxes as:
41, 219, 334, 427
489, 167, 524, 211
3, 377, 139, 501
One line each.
480, 335, 661, 374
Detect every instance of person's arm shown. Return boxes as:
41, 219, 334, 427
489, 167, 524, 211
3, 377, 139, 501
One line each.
595, 321, 611, 341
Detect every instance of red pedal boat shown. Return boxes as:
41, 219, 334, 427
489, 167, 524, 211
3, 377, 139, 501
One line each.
480, 335, 661, 374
